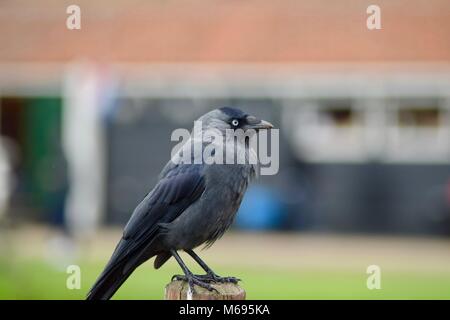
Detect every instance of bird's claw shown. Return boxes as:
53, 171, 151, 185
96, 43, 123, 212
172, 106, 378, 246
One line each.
172, 274, 219, 294
189, 275, 219, 294
217, 276, 241, 284
171, 274, 184, 282
198, 273, 241, 284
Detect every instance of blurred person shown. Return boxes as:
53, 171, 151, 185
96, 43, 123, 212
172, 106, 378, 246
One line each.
62, 61, 116, 241
0, 136, 13, 223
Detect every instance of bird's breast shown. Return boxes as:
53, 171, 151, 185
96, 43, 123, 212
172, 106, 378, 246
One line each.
163, 164, 254, 250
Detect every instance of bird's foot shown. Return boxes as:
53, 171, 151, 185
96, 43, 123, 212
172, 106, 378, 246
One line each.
197, 272, 241, 284
171, 274, 219, 294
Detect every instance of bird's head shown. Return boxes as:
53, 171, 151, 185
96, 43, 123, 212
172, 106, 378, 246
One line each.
197, 107, 273, 134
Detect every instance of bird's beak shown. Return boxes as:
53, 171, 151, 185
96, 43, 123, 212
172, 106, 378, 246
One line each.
255, 119, 274, 129
245, 115, 274, 130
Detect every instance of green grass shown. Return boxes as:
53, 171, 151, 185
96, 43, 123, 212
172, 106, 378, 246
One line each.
1, 257, 449, 299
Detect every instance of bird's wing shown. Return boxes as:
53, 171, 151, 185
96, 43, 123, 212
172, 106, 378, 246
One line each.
110, 163, 205, 266
87, 163, 205, 299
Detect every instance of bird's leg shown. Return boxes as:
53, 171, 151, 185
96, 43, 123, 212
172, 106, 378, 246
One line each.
185, 249, 240, 284
170, 249, 218, 294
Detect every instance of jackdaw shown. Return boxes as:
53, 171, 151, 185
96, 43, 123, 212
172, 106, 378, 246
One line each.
87, 107, 273, 300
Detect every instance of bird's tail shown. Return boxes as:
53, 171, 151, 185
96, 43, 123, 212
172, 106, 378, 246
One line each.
86, 260, 134, 300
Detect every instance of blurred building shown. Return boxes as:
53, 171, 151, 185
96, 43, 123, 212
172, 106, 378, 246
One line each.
0, 0, 449, 235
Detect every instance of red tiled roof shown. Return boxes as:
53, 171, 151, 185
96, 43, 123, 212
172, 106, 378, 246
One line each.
0, 0, 449, 62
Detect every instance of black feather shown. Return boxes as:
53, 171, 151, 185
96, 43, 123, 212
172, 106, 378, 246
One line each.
219, 107, 247, 119
86, 164, 205, 300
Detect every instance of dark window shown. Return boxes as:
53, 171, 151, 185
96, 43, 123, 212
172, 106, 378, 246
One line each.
398, 107, 440, 128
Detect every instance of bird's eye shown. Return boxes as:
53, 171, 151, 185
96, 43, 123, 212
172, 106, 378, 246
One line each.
231, 119, 239, 127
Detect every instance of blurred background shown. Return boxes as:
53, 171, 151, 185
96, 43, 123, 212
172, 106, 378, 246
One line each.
0, 0, 450, 299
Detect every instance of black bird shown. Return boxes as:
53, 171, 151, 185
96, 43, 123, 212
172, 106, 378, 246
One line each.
87, 107, 273, 300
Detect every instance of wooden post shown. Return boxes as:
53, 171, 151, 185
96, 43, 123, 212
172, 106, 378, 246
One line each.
164, 280, 246, 300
